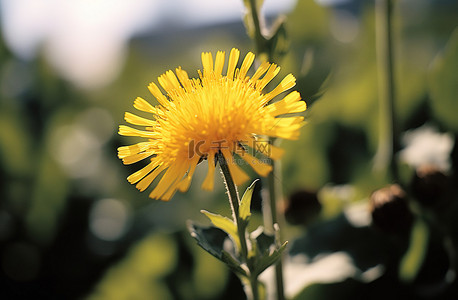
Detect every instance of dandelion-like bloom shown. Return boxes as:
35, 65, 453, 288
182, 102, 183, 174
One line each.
118, 48, 306, 200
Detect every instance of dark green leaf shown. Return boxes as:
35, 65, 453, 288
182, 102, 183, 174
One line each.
187, 221, 247, 277
254, 242, 288, 276
188, 221, 228, 259
252, 227, 275, 254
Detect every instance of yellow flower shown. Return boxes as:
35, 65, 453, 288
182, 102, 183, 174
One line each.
118, 48, 306, 201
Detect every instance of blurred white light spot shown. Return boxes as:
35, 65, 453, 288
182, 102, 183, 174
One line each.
2, 0, 160, 89
261, 252, 358, 299
89, 198, 130, 241
344, 201, 371, 228
359, 264, 384, 283
1, 0, 297, 89
49, 108, 114, 178
400, 124, 454, 171
315, 0, 350, 6
49, 126, 98, 178
330, 10, 360, 43
76, 108, 115, 143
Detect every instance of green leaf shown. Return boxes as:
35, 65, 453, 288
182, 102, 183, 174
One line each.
254, 241, 288, 277
252, 227, 275, 254
240, 180, 258, 221
201, 210, 241, 252
221, 251, 248, 277
428, 27, 458, 131
188, 221, 229, 259
398, 218, 429, 283
188, 222, 247, 277
267, 17, 289, 61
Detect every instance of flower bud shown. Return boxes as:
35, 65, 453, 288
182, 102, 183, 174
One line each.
370, 184, 413, 234
411, 165, 450, 207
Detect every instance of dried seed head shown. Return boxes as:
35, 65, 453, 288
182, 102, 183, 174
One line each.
411, 164, 450, 207
370, 184, 413, 234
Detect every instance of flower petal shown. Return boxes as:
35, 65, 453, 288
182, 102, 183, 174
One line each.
202, 153, 216, 190
226, 48, 240, 80
177, 157, 200, 192
136, 164, 166, 192
124, 112, 156, 126
256, 64, 280, 91
118, 125, 158, 138
263, 74, 297, 103
147, 83, 169, 107
201, 52, 214, 75
240, 151, 272, 177
239, 52, 255, 80
214, 51, 225, 77
222, 149, 249, 186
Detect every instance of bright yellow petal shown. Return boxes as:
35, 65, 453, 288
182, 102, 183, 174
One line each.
240, 151, 272, 177
136, 164, 166, 192
121, 152, 153, 165
201, 52, 214, 75
226, 48, 240, 79
249, 61, 271, 84
239, 52, 255, 79
158, 70, 181, 93
133, 97, 159, 113
127, 161, 158, 184
246, 137, 284, 160
256, 64, 280, 91
266, 91, 306, 116
177, 157, 200, 192
124, 112, 156, 126
118, 125, 158, 138
201, 153, 216, 190
175, 67, 192, 91
263, 74, 297, 103
222, 149, 249, 186
160, 180, 181, 201
214, 51, 225, 77
147, 83, 169, 106
149, 163, 188, 200
118, 142, 152, 159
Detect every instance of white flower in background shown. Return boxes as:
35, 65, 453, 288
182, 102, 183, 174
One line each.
399, 124, 454, 172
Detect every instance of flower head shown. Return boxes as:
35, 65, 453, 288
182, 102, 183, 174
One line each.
118, 48, 306, 200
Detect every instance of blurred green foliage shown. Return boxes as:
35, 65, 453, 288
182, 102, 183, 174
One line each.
1, 0, 458, 299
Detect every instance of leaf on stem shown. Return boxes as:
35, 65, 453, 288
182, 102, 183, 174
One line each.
254, 241, 288, 277
188, 221, 247, 277
240, 179, 258, 221
249, 226, 288, 276
201, 210, 241, 252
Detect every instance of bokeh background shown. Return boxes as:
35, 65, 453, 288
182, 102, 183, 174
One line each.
1, 0, 458, 299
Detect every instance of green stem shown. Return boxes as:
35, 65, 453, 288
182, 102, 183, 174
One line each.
249, 0, 267, 56
267, 157, 286, 300
247, 0, 286, 298
217, 152, 259, 300
375, 0, 398, 182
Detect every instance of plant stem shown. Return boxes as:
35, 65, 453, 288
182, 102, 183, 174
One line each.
374, 0, 398, 182
247, 0, 286, 298
249, 0, 267, 56
267, 157, 286, 300
217, 152, 259, 300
